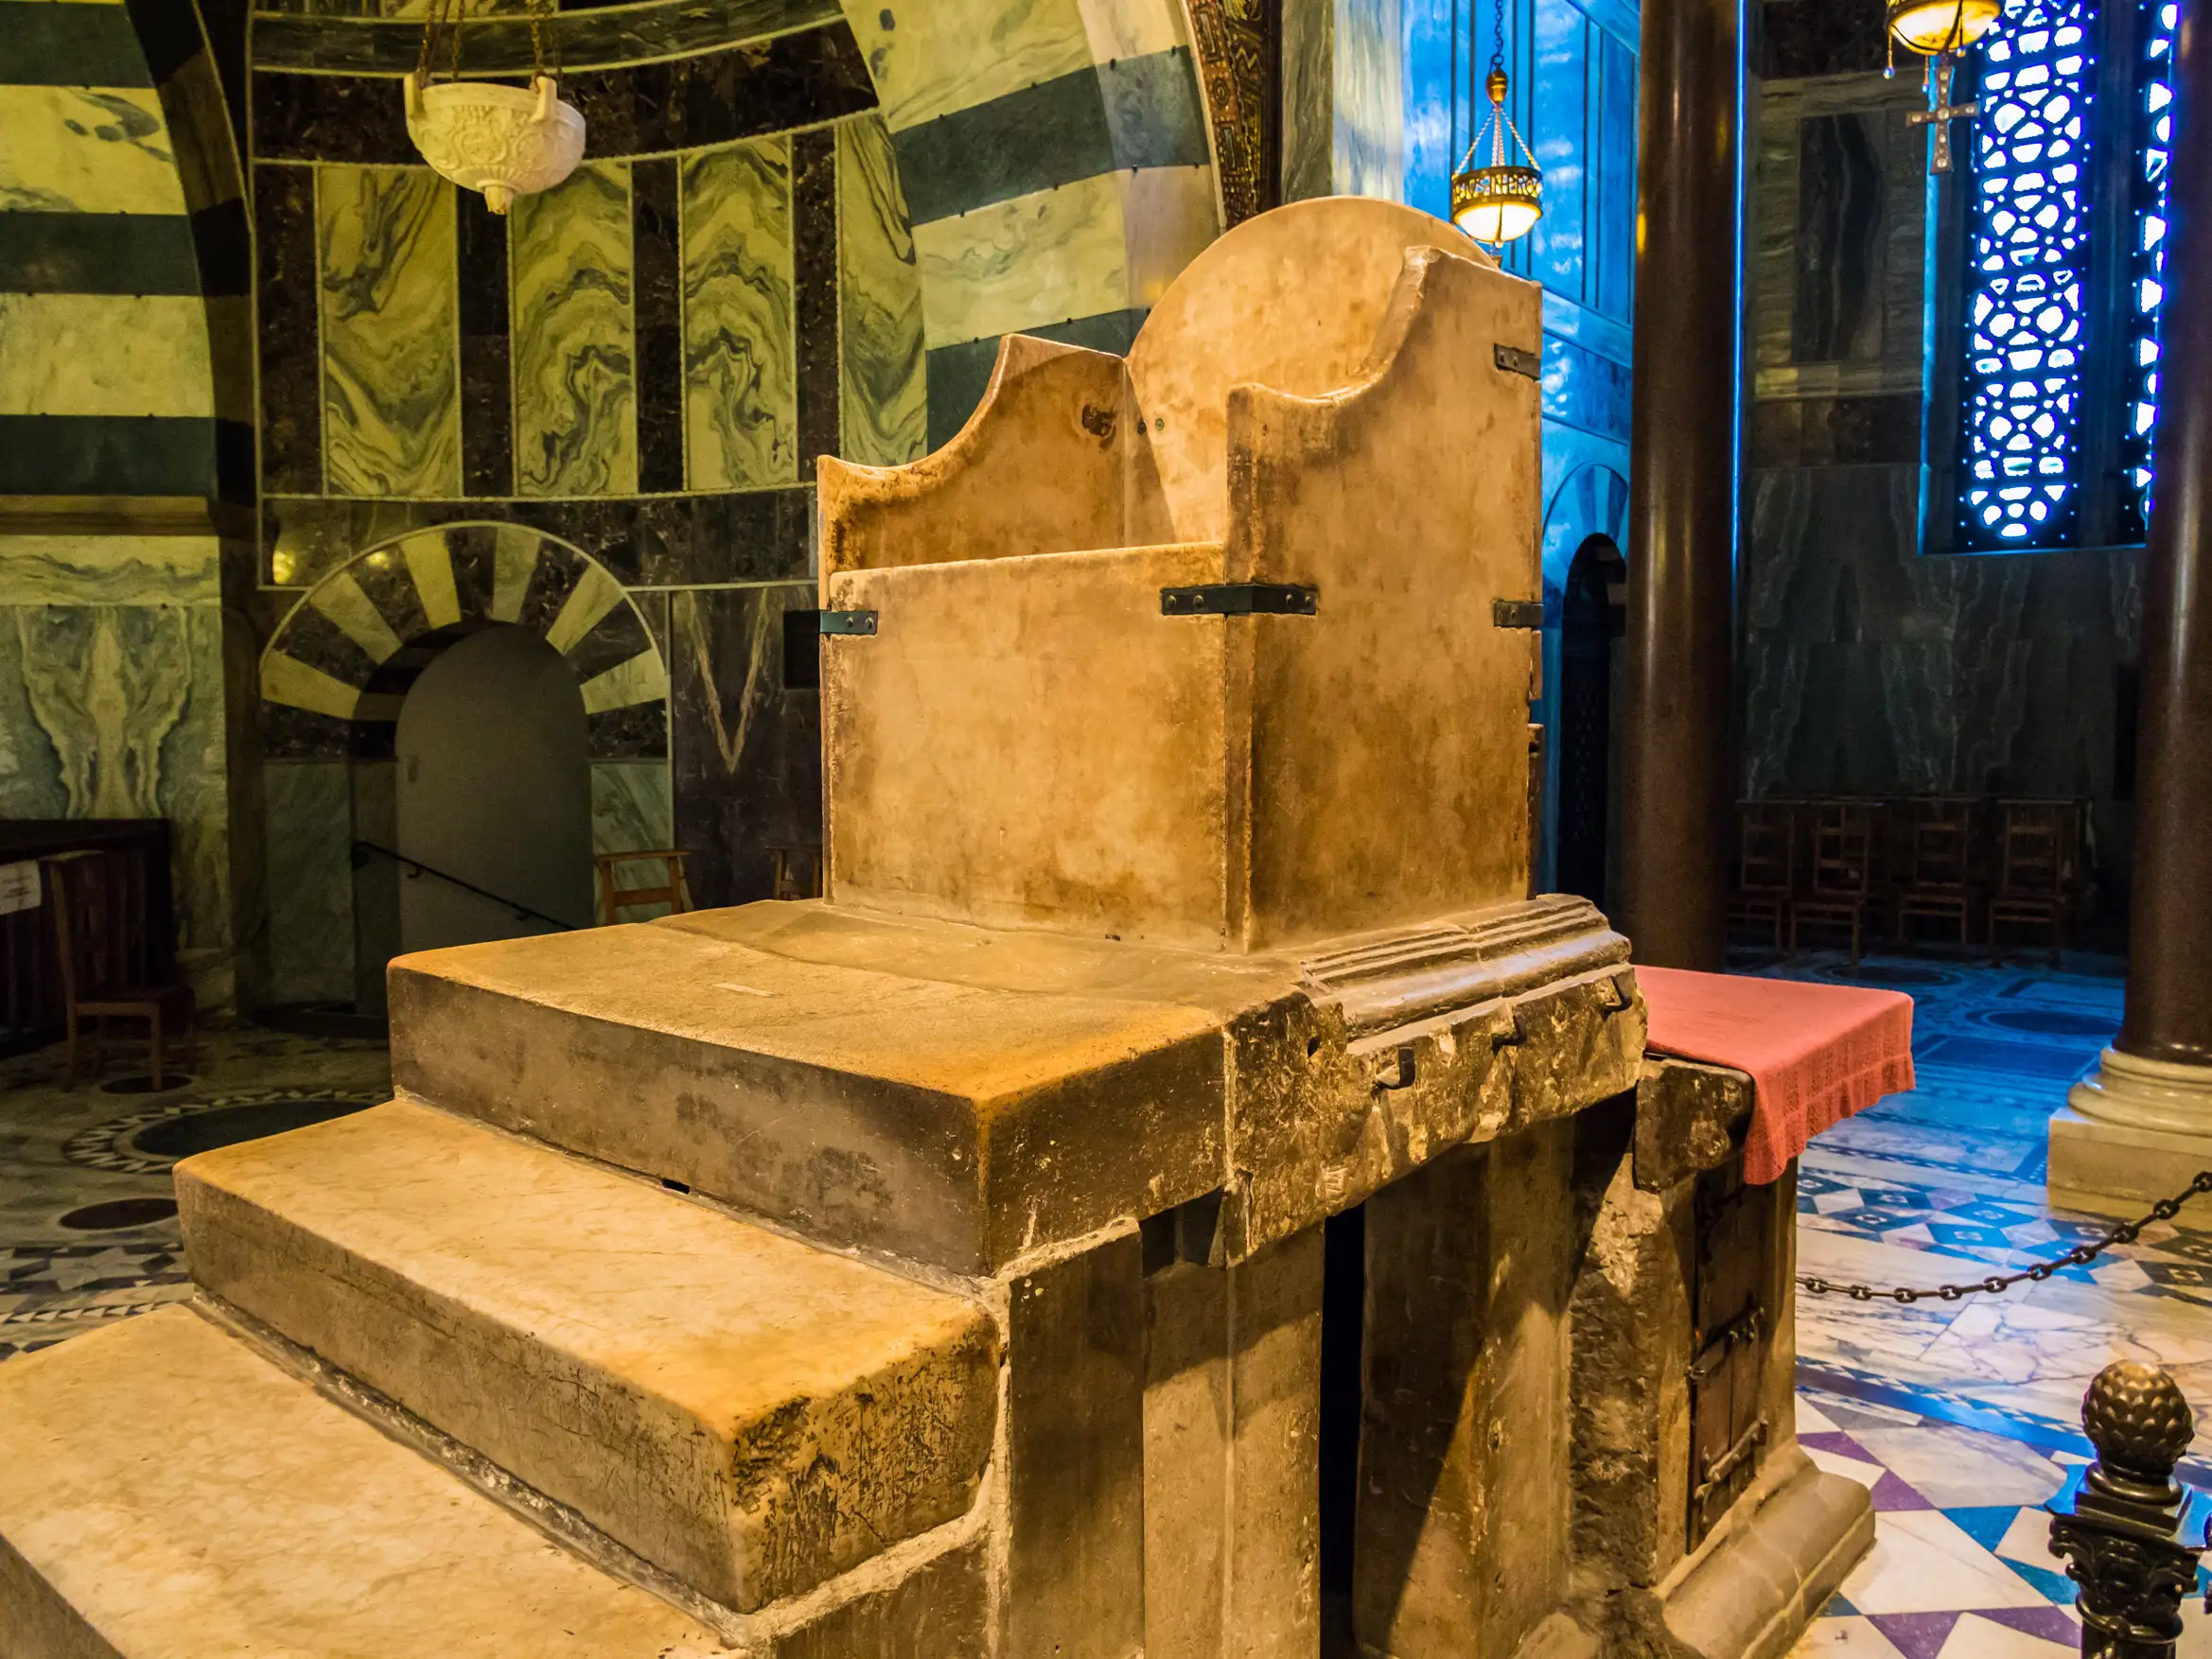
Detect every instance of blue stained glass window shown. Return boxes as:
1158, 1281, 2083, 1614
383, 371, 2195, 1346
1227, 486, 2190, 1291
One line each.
1957, 0, 2100, 548
2118, 0, 2176, 535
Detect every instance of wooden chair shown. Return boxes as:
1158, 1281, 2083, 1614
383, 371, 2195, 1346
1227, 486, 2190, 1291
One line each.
44, 849, 193, 1090
1728, 801, 1797, 951
768, 843, 825, 901
1989, 799, 2081, 966
1790, 803, 1875, 965
593, 850, 692, 925
1895, 795, 1980, 949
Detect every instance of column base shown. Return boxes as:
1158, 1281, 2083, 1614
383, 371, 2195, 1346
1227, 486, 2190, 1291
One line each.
2052, 1047, 2212, 1211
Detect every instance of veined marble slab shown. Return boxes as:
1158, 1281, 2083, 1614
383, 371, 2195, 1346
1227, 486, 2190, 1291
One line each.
912, 164, 1215, 348
681, 138, 795, 491
0, 293, 211, 418
319, 165, 460, 498
0, 533, 219, 605
0, 86, 185, 214
835, 115, 926, 466
0, 602, 232, 966
512, 162, 637, 498
840, 0, 1093, 131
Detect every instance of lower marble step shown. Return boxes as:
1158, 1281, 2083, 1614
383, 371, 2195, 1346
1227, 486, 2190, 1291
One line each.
0, 1305, 727, 1656
173, 1098, 1001, 1614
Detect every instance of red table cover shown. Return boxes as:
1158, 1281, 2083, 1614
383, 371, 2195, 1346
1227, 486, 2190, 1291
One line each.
1636, 966, 1916, 1184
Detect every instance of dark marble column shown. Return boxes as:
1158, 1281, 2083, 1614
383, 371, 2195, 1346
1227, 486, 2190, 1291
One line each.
2058, 0, 2212, 1199
1618, 0, 1741, 969
2120, 0, 2212, 1070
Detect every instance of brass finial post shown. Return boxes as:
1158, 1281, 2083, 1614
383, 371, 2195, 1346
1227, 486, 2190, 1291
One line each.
2048, 1362, 2208, 1659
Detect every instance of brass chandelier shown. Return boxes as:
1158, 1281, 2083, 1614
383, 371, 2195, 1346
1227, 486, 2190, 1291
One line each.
1450, 0, 1543, 247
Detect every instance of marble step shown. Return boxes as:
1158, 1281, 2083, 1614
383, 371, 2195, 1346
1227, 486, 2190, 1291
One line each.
174, 1098, 1001, 1614
0, 1304, 728, 1656
385, 903, 1253, 1274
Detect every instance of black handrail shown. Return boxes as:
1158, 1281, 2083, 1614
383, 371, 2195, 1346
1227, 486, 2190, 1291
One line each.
350, 841, 580, 932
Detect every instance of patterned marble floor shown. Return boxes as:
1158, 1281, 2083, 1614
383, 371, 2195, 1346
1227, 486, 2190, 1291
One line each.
1764, 946, 2212, 1658
0, 1020, 388, 1361
1760, 947, 2212, 1463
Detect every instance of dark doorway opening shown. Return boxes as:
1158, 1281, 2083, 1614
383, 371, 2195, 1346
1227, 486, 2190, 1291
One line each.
1554, 536, 1627, 908
1318, 1201, 1366, 1652
393, 625, 593, 954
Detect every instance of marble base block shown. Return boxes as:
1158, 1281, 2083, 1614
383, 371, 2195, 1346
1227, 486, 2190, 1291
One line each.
1659, 1449, 1875, 1659
2054, 1049, 2212, 1209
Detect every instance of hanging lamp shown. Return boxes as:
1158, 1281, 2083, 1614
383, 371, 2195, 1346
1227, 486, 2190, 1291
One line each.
404, 0, 585, 215
1886, 0, 2000, 173
1450, 0, 1542, 247
1887, 0, 2001, 59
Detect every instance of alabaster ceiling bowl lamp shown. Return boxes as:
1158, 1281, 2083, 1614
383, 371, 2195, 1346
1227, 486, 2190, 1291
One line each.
403, 0, 583, 216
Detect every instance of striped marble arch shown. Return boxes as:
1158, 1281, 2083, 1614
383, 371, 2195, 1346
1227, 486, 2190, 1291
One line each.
258, 523, 668, 760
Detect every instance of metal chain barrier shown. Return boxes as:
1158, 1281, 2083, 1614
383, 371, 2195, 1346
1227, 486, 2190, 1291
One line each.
1798, 1170, 2212, 1303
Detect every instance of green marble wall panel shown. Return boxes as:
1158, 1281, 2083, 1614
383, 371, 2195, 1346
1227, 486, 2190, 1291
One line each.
0, 602, 232, 979
319, 165, 461, 498
0, 293, 212, 417
591, 757, 676, 917
0, 86, 185, 213
511, 162, 638, 498
841, 0, 1092, 130
682, 138, 795, 491
907, 166, 1214, 349
0, 533, 219, 604
263, 757, 353, 1004
835, 115, 926, 467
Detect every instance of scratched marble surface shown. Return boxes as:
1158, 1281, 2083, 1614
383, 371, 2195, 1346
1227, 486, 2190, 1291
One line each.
0, 536, 220, 608
911, 168, 1131, 348
841, 0, 1093, 131
681, 138, 796, 491
1740, 466, 2141, 823
510, 162, 638, 498
0, 86, 186, 215
318, 165, 460, 498
0, 294, 212, 419
835, 114, 927, 467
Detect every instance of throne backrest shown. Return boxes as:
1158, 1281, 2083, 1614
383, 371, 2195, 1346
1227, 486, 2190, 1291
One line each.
1125, 197, 1499, 544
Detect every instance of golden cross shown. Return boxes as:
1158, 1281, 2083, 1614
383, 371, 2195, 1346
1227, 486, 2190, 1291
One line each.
1908, 55, 1977, 174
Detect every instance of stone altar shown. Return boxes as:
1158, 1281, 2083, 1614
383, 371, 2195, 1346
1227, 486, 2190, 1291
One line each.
0, 199, 1869, 1658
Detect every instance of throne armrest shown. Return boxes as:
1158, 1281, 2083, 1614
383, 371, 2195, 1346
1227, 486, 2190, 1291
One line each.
817, 335, 1145, 581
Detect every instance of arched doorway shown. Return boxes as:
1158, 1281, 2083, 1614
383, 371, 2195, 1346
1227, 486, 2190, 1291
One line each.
1554, 534, 1627, 907
258, 524, 670, 1011
394, 626, 592, 954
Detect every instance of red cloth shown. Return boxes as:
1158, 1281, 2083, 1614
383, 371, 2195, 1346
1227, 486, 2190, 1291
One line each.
1637, 966, 1916, 1184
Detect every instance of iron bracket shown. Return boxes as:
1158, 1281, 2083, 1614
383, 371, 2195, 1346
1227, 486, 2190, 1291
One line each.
1494, 342, 1541, 380
1160, 583, 1319, 618
1492, 598, 1544, 630
818, 609, 879, 636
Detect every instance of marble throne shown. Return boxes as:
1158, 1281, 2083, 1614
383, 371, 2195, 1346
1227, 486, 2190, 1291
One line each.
0, 199, 1869, 1659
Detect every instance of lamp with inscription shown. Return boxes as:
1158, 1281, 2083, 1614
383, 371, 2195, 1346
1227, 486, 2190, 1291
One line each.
403, 0, 584, 215
1450, 0, 1543, 247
